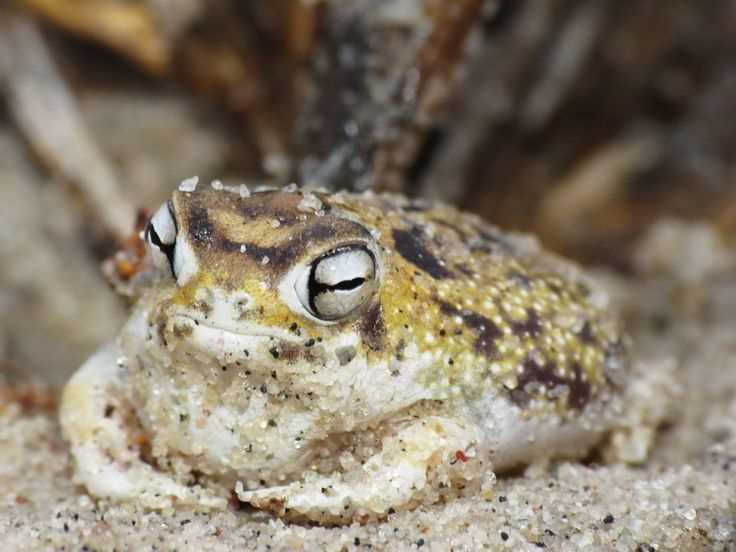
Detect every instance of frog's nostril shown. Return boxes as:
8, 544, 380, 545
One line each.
231, 293, 253, 319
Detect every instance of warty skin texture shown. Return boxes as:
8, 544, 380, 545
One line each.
60, 185, 628, 524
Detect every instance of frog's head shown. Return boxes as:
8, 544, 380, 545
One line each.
139, 186, 388, 375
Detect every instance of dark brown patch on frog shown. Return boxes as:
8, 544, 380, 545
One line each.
438, 301, 502, 358
510, 359, 592, 410
511, 308, 543, 338
238, 202, 299, 226
464, 312, 503, 358
189, 206, 214, 245
359, 303, 385, 351
179, 190, 364, 273
578, 321, 597, 345
393, 227, 454, 279
302, 220, 345, 242
215, 219, 372, 271
205, 189, 308, 227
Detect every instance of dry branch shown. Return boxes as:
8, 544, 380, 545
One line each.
293, 0, 484, 192
0, 13, 137, 241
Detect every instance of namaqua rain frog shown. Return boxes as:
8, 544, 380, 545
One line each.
60, 182, 628, 523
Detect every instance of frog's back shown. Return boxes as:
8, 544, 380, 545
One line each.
331, 191, 627, 423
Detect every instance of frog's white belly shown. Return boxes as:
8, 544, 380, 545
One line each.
127, 353, 610, 483
121, 312, 442, 481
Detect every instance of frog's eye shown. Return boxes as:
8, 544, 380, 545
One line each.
296, 246, 377, 320
145, 201, 177, 276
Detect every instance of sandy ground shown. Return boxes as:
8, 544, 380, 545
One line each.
1, 223, 736, 551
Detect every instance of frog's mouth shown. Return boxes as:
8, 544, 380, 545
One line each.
170, 314, 305, 361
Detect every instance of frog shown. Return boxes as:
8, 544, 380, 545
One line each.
59, 181, 629, 524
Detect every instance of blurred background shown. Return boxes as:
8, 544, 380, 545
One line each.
1, 0, 735, 385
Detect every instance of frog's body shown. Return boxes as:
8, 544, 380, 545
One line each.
60, 185, 628, 523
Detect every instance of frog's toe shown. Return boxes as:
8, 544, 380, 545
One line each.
235, 484, 290, 516
236, 476, 398, 524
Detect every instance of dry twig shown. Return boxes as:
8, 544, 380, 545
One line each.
0, 13, 137, 242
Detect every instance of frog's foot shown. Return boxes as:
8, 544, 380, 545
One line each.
236, 416, 484, 524
60, 343, 227, 510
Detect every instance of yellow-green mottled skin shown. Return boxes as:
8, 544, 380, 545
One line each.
169, 187, 625, 415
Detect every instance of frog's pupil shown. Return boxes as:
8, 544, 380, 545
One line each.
310, 276, 365, 299
308, 275, 366, 318
330, 277, 365, 291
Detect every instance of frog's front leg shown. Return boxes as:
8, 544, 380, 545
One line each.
237, 416, 483, 523
60, 343, 227, 510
